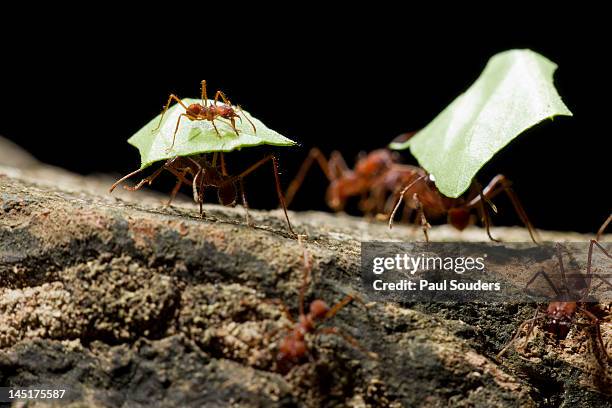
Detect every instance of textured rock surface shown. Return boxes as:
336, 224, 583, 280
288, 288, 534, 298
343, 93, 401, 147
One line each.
0, 138, 611, 407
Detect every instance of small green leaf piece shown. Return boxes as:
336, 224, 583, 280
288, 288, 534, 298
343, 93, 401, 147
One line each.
128, 98, 297, 169
390, 49, 572, 198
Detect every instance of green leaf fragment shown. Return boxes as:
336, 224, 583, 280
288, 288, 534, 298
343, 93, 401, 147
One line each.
390, 49, 572, 198
128, 98, 297, 169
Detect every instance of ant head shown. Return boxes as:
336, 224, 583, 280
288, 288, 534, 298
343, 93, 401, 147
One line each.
447, 208, 471, 231
545, 302, 575, 339
217, 183, 237, 207
545, 318, 572, 340
309, 299, 329, 321
187, 103, 204, 116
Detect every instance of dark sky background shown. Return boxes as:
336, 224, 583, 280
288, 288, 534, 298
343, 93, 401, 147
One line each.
0, 22, 609, 234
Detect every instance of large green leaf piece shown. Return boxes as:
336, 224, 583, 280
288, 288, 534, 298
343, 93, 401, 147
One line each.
390, 49, 572, 198
128, 98, 296, 169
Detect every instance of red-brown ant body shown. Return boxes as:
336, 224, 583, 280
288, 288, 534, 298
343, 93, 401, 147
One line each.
270, 236, 370, 374
497, 237, 612, 361
285, 140, 537, 242
110, 152, 295, 236
155, 80, 256, 150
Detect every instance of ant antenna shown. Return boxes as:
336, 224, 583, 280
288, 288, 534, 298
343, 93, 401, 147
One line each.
237, 105, 257, 133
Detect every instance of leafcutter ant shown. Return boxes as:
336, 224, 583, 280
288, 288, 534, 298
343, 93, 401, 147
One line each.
154, 80, 256, 150
497, 239, 612, 361
268, 236, 374, 374
285, 141, 537, 243
109, 152, 295, 236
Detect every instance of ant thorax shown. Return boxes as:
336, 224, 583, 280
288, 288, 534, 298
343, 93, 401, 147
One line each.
186, 103, 205, 116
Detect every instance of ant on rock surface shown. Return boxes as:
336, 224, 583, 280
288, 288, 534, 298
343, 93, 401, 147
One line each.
154, 80, 256, 150
286, 133, 538, 242
109, 151, 296, 236
497, 234, 612, 361
269, 236, 375, 374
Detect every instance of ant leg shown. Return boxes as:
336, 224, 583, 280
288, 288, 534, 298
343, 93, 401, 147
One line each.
361, 186, 387, 217
192, 169, 202, 204
239, 178, 254, 227
358, 193, 374, 217
230, 155, 296, 236
201, 80, 209, 107
285, 148, 333, 207
153, 94, 189, 133
317, 327, 378, 359
323, 294, 363, 320
596, 213, 612, 241
114, 157, 182, 193
578, 307, 610, 360
230, 117, 240, 136
167, 113, 190, 151
476, 183, 500, 242
109, 167, 145, 193
329, 151, 351, 179
187, 158, 203, 203
414, 193, 432, 243
214, 89, 232, 106
220, 153, 228, 176
525, 269, 561, 300
187, 157, 205, 217
583, 239, 612, 300
198, 178, 205, 217
555, 244, 573, 299
497, 309, 547, 358
388, 175, 427, 230
164, 176, 184, 207
165, 167, 195, 188
273, 156, 296, 236
518, 307, 542, 351
468, 175, 539, 243
123, 165, 166, 192
213, 117, 240, 136
210, 119, 222, 137
237, 105, 257, 133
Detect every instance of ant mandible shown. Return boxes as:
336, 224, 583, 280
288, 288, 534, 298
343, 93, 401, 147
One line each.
497, 236, 612, 361
269, 236, 373, 374
285, 140, 538, 243
153, 80, 257, 150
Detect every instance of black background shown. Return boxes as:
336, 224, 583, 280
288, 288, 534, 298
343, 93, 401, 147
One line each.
0, 20, 609, 233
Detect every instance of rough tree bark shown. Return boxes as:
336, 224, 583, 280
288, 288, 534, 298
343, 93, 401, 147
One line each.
0, 137, 610, 407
